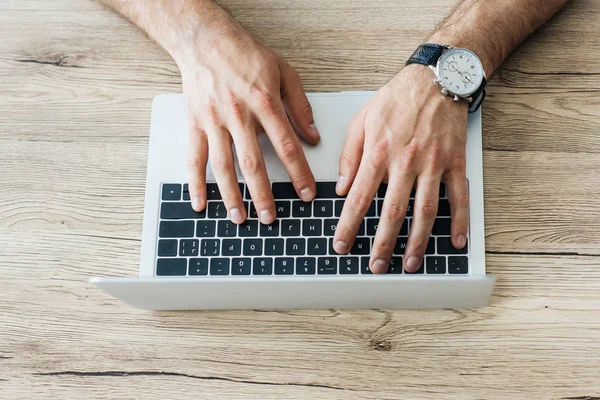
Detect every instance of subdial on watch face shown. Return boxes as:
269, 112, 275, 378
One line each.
447, 61, 459, 72
438, 48, 484, 96
461, 73, 473, 84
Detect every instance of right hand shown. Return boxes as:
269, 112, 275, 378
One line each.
175, 9, 320, 225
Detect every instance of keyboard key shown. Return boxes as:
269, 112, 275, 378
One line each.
439, 183, 446, 198
448, 256, 469, 274
382, 200, 413, 217
307, 238, 327, 255
207, 202, 227, 218
156, 258, 186, 276
387, 257, 403, 274
314, 200, 333, 217
318, 257, 337, 274
274, 257, 294, 275
302, 219, 322, 236
281, 219, 301, 236
265, 238, 284, 255
286, 238, 305, 255
189, 258, 208, 275
217, 220, 237, 237
432, 218, 451, 235
239, 220, 258, 237
161, 202, 205, 219
315, 182, 342, 198
426, 256, 446, 274
328, 238, 338, 255
210, 258, 230, 275
366, 218, 379, 235
162, 184, 181, 201
426, 237, 435, 254
183, 184, 190, 201
157, 239, 177, 256
437, 199, 450, 216
335, 200, 344, 217
206, 183, 221, 200
437, 237, 467, 254
339, 257, 359, 274
196, 220, 216, 237
243, 239, 263, 256
222, 239, 242, 256
350, 237, 370, 255
272, 182, 298, 199
323, 218, 338, 237
201, 239, 220, 257
400, 219, 409, 236
360, 257, 372, 274
292, 201, 311, 217
249, 202, 258, 218
253, 258, 273, 275
275, 201, 291, 217
159, 221, 194, 238
260, 220, 280, 236
357, 220, 365, 236
394, 238, 407, 255
366, 201, 376, 217
179, 239, 199, 256
377, 183, 387, 198
232, 258, 251, 275
296, 257, 316, 274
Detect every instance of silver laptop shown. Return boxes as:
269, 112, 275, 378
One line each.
91, 91, 495, 310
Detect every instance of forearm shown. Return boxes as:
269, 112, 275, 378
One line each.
428, 0, 569, 76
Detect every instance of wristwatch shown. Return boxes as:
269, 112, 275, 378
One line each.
406, 43, 487, 113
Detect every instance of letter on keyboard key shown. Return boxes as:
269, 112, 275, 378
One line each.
179, 239, 199, 256
156, 258, 187, 276
366, 218, 379, 235
196, 220, 216, 237
222, 239, 242, 256
161, 202, 205, 219
159, 221, 194, 238
281, 219, 301, 236
158, 239, 177, 257
275, 201, 291, 217
387, 257, 403, 274
350, 237, 370, 255
272, 182, 298, 199
259, 220, 280, 236
210, 258, 230, 275
253, 258, 273, 275
162, 184, 181, 201
264, 238, 284, 255
448, 256, 469, 274
323, 219, 338, 237
239, 220, 258, 237
339, 257, 359, 274
437, 237, 467, 254
292, 201, 311, 217
274, 257, 294, 275
318, 257, 337, 274
296, 257, 316, 274
201, 239, 220, 256
302, 219, 322, 236
232, 258, 251, 275
189, 258, 208, 275
360, 257, 372, 274
243, 239, 263, 256
217, 220, 237, 237
426, 256, 446, 274
313, 200, 333, 217
394, 238, 407, 255
307, 238, 327, 255
208, 202, 227, 218
286, 238, 305, 255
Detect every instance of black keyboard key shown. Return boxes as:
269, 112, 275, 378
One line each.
245, 185, 251, 200
315, 182, 342, 198
239, 220, 258, 237
249, 202, 258, 219
161, 202, 205, 219
156, 258, 187, 276
357, 220, 365, 236
383, 200, 413, 217
437, 199, 450, 216
179, 239, 199, 256
426, 256, 446, 274
232, 257, 251, 275
296, 257, 316, 274
222, 239, 242, 256
243, 239, 263, 256
274, 257, 294, 275
183, 184, 190, 201
387, 257, 403, 274
159, 221, 194, 238
339, 257, 359, 274
189, 258, 208, 275
275, 201, 291, 217
426, 237, 435, 254
377, 200, 384, 216
400, 219, 409, 236
292, 201, 311, 217
260, 220, 280, 236
272, 182, 298, 199
366, 201, 376, 217
207, 202, 227, 218
432, 218, 451, 235
264, 238, 284, 255
323, 218, 338, 237
448, 256, 469, 274
366, 218, 379, 235
157, 239, 177, 256
302, 219, 322, 236
210, 258, 230, 275
377, 183, 387, 198
328, 238, 338, 255
394, 238, 407, 255
281, 219, 301, 236
318, 257, 337, 274
335, 200, 344, 217
286, 238, 306, 255
360, 257, 372, 274
217, 220, 237, 237
437, 237, 467, 254
439, 183, 446, 198
196, 220, 216, 237
201, 239, 220, 256
314, 200, 333, 217
206, 183, 221, 200
162, 184, 181, 201
253, 258, 273, 275
307, 238, 327, 255
350, 237, 370, 255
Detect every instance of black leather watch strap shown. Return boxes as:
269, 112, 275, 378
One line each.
405, 43, 447, 67
468, 78, 486, 113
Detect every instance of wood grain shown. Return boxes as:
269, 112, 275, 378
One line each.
1, 0, 600, 399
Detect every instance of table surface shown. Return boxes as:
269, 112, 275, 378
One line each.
1, 0, 599, 398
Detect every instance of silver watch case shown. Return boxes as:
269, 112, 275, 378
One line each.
429, 46, 486, 103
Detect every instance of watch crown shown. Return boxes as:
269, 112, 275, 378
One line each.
441, 88, 448, 96
432, 78, 439, 84
453, 95, 460, 102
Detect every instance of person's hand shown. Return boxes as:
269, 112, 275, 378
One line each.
333, 65, 470, 273
176, 9, 320, 225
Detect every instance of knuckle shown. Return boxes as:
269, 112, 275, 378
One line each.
187, 156, 204, 171
253, 90, 277, 115
400, 143, 419, 168
249, 191, 273, 206
280, 139, 300, 161
339, 151, 355, 170
335, 223, 356, 240
224, 93, 244, 119
347, 192, 370, 213
210, 154, 232, 172
201, 102, 220, 123
369, 140, 389, 167
375, 238, 396, 254
418, 200, 438, 219
383, 202, 406, 222
240, 154, 261, 173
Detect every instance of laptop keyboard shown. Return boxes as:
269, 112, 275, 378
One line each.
156, 182, 469, 276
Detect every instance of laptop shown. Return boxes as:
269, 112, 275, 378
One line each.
90, 91, 495, 310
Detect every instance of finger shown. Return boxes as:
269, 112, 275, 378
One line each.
333, 150, 385, 254
445, 169, 469, 249
404, 173, 442, 272
254, 97, 316, 202
206, 126, 246, 224
369, 172, 415, 274
186, 119, 209, 212
336, 109, 366, 196
230, 124, 276, 225
279, 61, 320, 144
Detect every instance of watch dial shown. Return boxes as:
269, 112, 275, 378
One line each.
438, 48, 484, 96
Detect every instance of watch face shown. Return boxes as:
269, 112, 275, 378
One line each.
437, 48, 484, 97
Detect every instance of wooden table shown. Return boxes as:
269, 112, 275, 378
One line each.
1, 0, 599, 398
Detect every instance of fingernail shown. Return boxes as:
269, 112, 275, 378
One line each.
335, 175, 345, 193
300, 187, 315, 202
372, 259, 388, 274
333, 241, 348, 254
230, 208, 243, 224
405, 256, 420, 272
309, 123, 320, 139
457, 235, 466, 248
259, 209, 274, 225
192, 197, 202, 211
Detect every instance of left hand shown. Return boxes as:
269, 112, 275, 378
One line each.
332, 65, 470, 273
